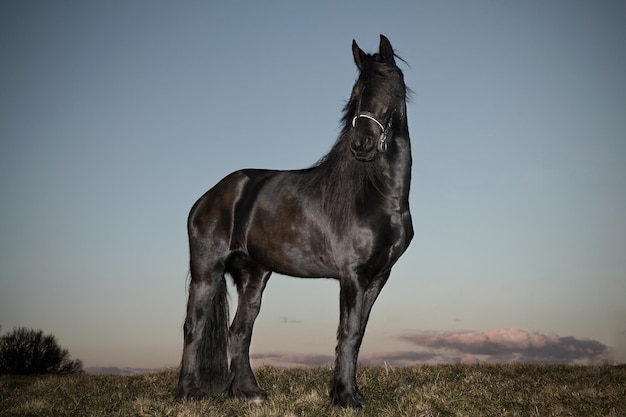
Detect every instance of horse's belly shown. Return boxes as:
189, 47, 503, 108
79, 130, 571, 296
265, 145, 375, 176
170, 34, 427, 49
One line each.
246, 227, 338, 278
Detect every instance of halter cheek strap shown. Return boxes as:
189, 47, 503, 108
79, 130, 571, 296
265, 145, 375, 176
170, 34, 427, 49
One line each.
351, 111, 394, 153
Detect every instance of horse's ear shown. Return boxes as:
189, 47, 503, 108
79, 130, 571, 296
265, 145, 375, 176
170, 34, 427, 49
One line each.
379, 34, 396, 65
352, 40, 366, 71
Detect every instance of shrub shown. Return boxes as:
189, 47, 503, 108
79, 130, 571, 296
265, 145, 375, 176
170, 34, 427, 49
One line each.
0, 327, 83, 375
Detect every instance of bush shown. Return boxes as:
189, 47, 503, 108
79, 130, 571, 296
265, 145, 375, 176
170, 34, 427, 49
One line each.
0, 327, 83, 375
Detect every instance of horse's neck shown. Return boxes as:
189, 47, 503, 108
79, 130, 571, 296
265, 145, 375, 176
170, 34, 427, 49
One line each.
383, 127, 412, 203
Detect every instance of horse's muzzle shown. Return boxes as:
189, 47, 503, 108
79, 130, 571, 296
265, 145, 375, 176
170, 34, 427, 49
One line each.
350, 137, 378, 161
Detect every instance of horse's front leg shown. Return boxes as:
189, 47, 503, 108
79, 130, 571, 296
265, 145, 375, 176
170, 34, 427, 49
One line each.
330, 278, 366, 409
330, 271, 391, 409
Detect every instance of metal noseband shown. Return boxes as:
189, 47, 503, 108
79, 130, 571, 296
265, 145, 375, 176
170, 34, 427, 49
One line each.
351, 111, 393, 153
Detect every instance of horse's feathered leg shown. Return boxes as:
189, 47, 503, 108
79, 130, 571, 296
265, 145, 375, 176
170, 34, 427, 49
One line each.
227, 252, 271, 404
176, 268, 231, 400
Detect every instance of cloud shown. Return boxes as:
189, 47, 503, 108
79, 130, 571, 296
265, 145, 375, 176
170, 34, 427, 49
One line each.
397, 328, 614, 365
248, 329, 615, 368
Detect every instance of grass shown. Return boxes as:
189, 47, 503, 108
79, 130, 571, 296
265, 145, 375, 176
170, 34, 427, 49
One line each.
1, 364, 625, 416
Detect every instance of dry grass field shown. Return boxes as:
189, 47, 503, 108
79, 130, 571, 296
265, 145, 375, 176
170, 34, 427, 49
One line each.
1, 364, 624, 416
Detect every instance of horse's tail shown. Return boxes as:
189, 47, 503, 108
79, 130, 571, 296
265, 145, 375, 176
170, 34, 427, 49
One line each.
196, 275, 231, 393
176, 271, 231, 400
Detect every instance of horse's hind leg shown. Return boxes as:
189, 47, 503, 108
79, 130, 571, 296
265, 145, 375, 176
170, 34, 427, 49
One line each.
176, 239, 231, 401
227, 252, 271, 404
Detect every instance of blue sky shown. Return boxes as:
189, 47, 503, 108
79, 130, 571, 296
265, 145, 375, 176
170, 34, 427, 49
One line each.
1, 1, 625, 369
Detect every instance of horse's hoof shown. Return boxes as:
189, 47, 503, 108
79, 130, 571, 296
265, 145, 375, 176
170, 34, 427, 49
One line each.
175, 384, 206, 403
328, 393, 364, 410
246, 394, 267, 407
231, 387, 268, 406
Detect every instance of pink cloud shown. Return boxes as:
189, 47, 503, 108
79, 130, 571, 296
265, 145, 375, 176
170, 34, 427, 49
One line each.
248, 329, 615, 367
397, 328, 614, 364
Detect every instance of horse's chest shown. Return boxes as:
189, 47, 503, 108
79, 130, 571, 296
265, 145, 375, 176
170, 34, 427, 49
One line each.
336, 213, 409, 267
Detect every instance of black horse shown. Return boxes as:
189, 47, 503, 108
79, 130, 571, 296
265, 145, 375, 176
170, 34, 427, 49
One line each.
176, 35, 413, 409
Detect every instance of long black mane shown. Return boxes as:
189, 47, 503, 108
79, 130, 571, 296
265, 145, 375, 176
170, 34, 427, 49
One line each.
301, 50, 409, 230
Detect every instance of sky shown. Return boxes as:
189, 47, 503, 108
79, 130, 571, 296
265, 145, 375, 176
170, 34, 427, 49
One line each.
1, 1, 625, 371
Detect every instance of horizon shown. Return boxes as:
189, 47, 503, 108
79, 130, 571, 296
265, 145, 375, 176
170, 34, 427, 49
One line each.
1, 1, 625, 370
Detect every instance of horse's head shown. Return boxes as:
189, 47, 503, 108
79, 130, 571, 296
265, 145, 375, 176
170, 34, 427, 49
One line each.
348, 35, 407, 162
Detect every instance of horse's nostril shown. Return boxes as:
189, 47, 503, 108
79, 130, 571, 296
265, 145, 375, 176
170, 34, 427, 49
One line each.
361, 137, 376, 150
350, 136, 377, 159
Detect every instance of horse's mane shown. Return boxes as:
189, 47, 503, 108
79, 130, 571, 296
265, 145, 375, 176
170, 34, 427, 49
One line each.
301, 53, 408, 232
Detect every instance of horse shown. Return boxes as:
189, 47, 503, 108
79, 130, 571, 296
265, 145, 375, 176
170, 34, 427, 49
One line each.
176, 34, 413, 409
